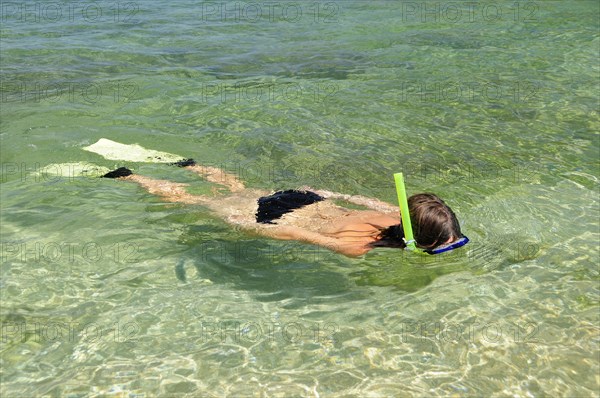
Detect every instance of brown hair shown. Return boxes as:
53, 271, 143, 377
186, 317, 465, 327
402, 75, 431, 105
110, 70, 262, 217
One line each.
371, 193, 463, 249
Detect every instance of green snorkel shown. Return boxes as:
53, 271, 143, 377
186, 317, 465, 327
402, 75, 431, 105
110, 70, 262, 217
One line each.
394, 172, 417, 250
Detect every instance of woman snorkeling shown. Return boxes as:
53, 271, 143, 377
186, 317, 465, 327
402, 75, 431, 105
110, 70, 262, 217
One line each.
102, 160, 467, 257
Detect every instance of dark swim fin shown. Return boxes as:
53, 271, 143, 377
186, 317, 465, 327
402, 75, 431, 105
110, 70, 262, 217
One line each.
102, 167, 133, 178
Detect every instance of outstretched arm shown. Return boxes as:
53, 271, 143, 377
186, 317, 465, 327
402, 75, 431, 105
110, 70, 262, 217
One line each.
253, 225, 371, 258
307, 188, 399, 214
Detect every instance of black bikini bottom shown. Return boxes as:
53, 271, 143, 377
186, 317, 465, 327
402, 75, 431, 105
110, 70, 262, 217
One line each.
255, 190, 325, 224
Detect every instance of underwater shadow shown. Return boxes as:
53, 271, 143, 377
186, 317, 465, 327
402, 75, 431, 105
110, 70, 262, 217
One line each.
174, 224, 367, 305
173, 221, 541, 296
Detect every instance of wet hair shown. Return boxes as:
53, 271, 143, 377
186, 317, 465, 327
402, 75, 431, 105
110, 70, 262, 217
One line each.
371, 193, 463, 249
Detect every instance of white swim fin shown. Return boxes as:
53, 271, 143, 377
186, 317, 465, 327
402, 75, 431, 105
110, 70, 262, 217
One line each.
83, 138, 184, 163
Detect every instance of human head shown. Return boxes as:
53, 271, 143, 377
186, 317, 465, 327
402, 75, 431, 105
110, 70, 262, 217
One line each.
409, 193, 463, 249
373, 193, 464, 250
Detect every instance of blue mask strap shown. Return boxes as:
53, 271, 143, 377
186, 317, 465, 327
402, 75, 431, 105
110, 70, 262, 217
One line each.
424, 236, 469, 255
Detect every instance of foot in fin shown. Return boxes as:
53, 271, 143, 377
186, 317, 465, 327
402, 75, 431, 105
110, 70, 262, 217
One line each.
170, 159, 197, 167
102, 167, 133, 178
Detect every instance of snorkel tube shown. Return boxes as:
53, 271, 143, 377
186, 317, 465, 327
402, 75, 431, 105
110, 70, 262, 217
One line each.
394, 173, 417, 250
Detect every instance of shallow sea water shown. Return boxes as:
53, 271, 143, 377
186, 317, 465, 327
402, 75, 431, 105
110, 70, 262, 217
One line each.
1, 1, 599, 397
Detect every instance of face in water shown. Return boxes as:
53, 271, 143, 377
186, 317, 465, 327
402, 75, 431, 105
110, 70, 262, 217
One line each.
407, 193, 468, 254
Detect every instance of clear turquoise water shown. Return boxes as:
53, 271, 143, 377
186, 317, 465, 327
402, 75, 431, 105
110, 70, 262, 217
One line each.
1, 1, 598, 397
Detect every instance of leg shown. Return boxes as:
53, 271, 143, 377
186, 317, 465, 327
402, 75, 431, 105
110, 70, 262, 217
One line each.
185, 165, 245, 193
172, 160, 245, 193
104, 168, 210, 205
126, 175, 209, 205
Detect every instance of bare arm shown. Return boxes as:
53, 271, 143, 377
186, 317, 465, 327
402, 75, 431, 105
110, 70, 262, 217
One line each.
252, 225, 371, 258
308, 188, 399, 214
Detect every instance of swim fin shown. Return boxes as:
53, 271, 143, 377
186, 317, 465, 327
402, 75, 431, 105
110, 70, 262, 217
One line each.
83, 138, 185, 163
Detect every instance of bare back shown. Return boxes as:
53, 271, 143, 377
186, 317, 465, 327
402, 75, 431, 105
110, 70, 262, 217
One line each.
202, 191, 400, 255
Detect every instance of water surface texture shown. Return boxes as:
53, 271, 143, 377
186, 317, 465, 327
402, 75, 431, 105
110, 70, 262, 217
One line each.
1, 1, 599, 397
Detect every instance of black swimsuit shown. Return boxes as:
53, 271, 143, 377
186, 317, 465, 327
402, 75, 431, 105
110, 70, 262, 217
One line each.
255, 190, 325, 224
